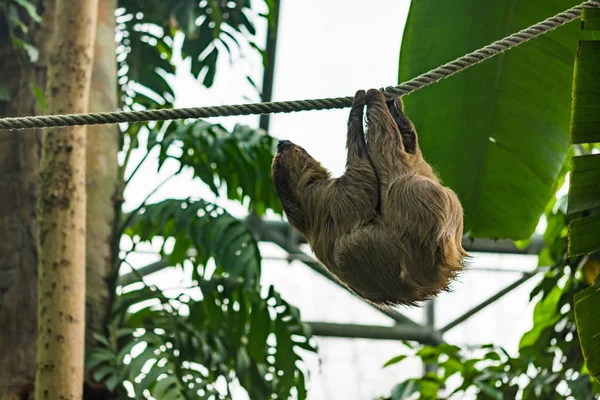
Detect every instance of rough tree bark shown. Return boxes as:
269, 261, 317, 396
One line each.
85, 0, 118, 348
0, 1, 118, 398
35, 0, 99, 398
0, 1, 55, 398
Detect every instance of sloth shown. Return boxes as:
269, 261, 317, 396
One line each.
271, 88, 468, 307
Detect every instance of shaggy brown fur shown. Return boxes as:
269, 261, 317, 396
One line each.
271, 89, 468, 307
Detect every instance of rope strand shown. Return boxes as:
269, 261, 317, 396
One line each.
1, 0, 598, 131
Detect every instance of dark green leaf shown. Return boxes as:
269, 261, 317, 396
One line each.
105, 374, 122, 392
383, 354, 408, 368
419, 374, 441, 399
475, 381, 503, 400
235, 346, 252, 381
399, 0, 594, 239
138, 364, 170, 394
12, 38, 39, 62
125, 198, 261, 285
247, 299, 270, 360
569, 41, 600, 144
13, 0, 41, 22
159, 121, 281, 215
128, 347, 158, 381
86, 349, 115, 368
567, 154, 600, 214
153, 376, 178, 399
92, 365, 115, 383
574, 282, 600, 383
484, 351, 502, 361
581, 7, 600, 30
92, 332, 112, 348
519, 284, 563, 349
116, 337, 143, 364
569, 212, 600, 256
390, 379, 420, 400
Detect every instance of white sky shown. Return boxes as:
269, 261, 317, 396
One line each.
121, 1, 542, 398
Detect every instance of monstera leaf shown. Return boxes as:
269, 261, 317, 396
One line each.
87, 280, 315, 399
398, 0, 594, 240
154, 120, 282, 215
124, 198, 262, 287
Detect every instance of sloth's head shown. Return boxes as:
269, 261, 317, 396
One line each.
271, 139, 330, 234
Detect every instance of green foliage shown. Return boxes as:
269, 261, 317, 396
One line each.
153, 121, 282, 215
381, 340, 599, 400
0, 0, 41, 56
567, 10, 600, 383
398, 0, 594, 240
582, 7, 600, 31
569, 40, 600, 145
82, 1, 312, 398
115, 0, 281, 215
381, 344, 519, 400
112, 0, 272, 168
1, 0, 40, 61
116, 0, 266, 109
574, 273, 600, 385
388, 5, 600, 393
87, 282, 315, 399
567, 40, 600, 257
95, 197, 313, 399
0, 0, 42, 101
125, 198, 262, 289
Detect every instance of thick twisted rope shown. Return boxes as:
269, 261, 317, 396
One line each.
1, 0, 599, 131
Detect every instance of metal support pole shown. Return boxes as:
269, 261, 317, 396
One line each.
258, 219, 545, 255
423, 300, 438, 374
426, 300, 435, 329
258, 0, 281, 132
307, 321, 442, 344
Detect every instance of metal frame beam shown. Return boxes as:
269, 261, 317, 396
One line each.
306, 321, 442, 344
257, 219, 544, 255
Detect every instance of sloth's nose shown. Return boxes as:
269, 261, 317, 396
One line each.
277, 139, 294, 151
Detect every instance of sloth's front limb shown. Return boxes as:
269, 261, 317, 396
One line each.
364, 89, 406, 186
385, 97, 419, 155
346, 90, 368, 166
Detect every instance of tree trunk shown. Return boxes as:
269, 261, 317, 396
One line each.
85, 0, 119, 348
0, 1, 117, 398
0, 1, 55, 398
35, 0, 98, 398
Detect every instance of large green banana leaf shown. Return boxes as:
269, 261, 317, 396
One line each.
399, 1, 593, 239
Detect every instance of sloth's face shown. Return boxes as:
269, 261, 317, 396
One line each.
271, 139, 317, 190
272, 140, 312, 202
